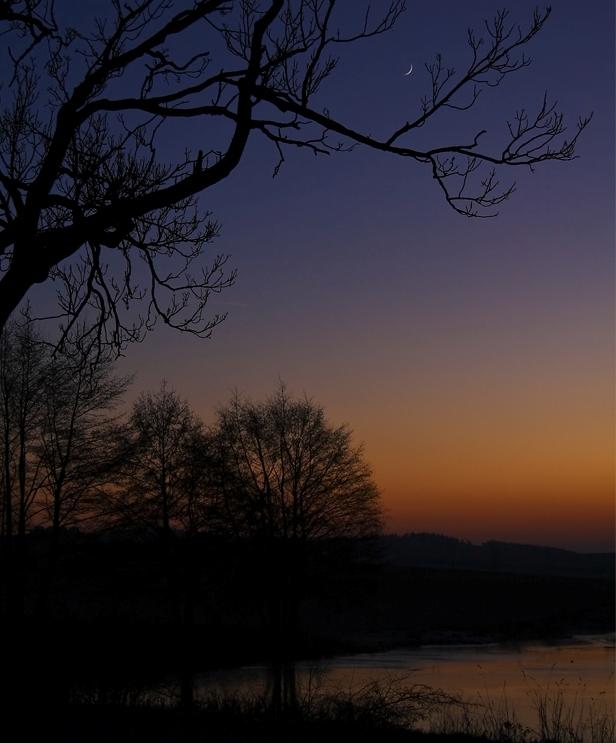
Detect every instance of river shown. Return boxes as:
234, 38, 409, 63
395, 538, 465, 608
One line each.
190, 634, 615, 730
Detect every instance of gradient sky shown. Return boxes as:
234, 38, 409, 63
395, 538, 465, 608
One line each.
25, 1, 616, 551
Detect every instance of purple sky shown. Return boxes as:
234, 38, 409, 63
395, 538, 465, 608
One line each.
19, 1, 616, 550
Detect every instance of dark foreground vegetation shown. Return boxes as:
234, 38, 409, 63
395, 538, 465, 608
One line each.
6, 679, 615, 743
2, 703, 569, 743
2, 529, 613, 743
3, 529, 613, 678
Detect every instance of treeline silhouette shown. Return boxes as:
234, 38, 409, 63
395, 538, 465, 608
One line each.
3, 522, 612, 743
5, 525, 612, 719
15, 526, 612, 642
0, 317, 381, 715
0, 319, 613, 733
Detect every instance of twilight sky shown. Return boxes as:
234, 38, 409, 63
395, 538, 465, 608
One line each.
29, 1, 616, 551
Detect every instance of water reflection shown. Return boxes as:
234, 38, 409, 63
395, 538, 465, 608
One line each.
192, 634, 615, 727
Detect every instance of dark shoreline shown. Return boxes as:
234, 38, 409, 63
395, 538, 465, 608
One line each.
4, 564, 613, 685
4, 607, 613, 742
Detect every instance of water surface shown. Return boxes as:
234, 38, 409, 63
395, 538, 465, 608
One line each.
193, 634, 615, 728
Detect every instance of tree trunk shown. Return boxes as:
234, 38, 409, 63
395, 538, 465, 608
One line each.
36, 513, 61, 618
281, 589, 299, 714
180, 542, 196, 715
1, 413, 13, 617
267, 595, 284, 716
267, 590, 299, 715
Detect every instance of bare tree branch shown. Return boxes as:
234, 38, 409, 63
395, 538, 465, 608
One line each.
0, 1, 590, 350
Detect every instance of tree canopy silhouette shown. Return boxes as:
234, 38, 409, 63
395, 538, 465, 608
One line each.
0, 1, 590, 351
110, 383, 207, 539
0, 315, 127, 617
210, 384, 381, 711
211, 385, 381, 543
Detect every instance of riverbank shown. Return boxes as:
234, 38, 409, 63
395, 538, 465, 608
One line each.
18, 677, 616, 743
2, 563, 612, 700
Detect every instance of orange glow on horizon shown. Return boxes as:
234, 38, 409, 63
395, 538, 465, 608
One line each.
333, 322, 614, 552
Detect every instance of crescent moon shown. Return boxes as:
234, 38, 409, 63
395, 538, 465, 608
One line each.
404, 64, 413, 76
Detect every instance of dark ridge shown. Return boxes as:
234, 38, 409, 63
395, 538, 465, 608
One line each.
381, 533, 615, 579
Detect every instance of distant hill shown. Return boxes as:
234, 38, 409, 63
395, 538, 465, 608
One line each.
381, 533, 615, 579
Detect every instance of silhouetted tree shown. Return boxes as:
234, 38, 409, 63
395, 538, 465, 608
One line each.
0, 315, 47, 616
35, 339, 129, 615
211, 384, 382, 712
0, 2, 589, 349
0, 317, 47, 538
112, 382, 207, 541
38, 345, 128, 533
110, 381, 211, 710
0, 316, 129, 617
